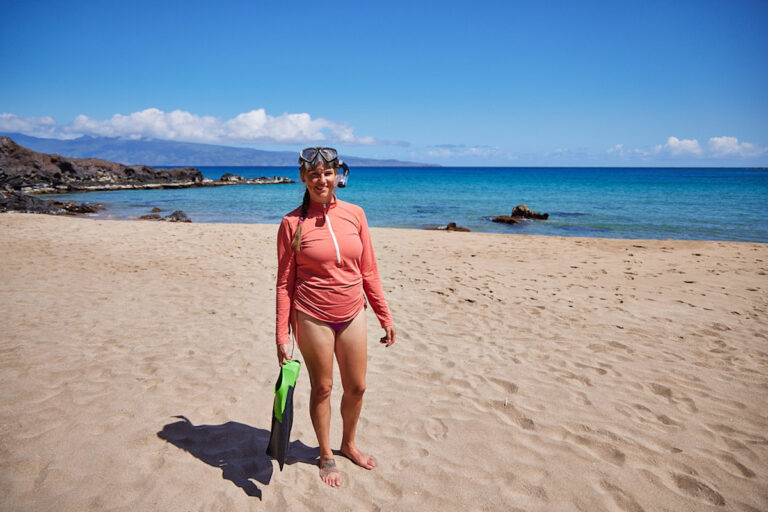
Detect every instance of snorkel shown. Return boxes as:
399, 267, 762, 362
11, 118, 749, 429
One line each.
336, 161, 350, 188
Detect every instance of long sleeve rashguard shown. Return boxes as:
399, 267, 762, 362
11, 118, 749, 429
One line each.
275, 197, 393, 345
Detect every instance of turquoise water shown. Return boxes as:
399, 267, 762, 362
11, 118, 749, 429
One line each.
42, 166, 768, 242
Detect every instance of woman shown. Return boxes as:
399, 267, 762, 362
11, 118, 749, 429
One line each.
275, 147, 396, 487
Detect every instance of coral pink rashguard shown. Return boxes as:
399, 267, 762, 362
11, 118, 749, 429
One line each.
275, 197, 393, 345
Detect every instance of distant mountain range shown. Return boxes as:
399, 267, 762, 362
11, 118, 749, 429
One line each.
0, 133, 435, 167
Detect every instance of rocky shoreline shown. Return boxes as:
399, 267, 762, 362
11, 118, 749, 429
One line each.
18, 175, 294, 195
0, 136, 293, 217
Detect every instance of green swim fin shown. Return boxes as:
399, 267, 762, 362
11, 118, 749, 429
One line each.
266, 359, 301, 470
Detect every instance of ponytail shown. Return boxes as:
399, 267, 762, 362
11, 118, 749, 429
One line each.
291, 189, 311, 253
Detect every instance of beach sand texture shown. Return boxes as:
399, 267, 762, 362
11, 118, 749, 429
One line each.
1, 214, 767, 511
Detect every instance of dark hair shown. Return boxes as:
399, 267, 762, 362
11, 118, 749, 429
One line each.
291, 189, 311, 253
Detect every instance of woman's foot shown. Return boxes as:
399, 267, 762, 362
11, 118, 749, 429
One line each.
319, 457, 341, 487
340, 443, 376, 470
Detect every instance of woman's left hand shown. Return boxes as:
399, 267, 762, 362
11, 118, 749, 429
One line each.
380, 325, 397, 347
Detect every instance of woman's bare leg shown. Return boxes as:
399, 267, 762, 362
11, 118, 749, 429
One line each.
335, 309, 376, 469
295, 310, 341, 487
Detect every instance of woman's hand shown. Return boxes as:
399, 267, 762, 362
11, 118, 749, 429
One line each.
379, 325, 397, 347
277, 344, 292, 366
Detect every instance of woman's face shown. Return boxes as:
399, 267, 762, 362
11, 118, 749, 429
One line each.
302, 164, 337, 204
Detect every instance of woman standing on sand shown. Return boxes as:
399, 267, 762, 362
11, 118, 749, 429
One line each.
275, 147, 396, 487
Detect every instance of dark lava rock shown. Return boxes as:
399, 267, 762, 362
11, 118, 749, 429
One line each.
1, 187, 106, 215
213, 175, 294, 185
164, 210, 191, 223
151, 207, 162, 212
491, 216, 520, 225
0, 136, 204, 193
0, 188, 60, 214
139, 214, 162, 220
491, 204, 549, 224
510, 204, 549, 220
49, 200, 106, 214
446, 222, 470, 232
427, 221, 471, 232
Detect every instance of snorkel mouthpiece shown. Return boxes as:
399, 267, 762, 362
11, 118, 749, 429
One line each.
336, 161, 350, 188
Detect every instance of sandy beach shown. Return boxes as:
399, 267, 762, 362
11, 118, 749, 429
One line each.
1, 213, 766, 511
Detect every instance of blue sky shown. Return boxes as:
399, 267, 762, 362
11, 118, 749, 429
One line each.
1, 0, 767, 166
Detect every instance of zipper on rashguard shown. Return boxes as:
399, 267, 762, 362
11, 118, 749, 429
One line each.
324, 203, 342, 264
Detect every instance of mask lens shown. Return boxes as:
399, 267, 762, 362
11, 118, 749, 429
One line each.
319, 148, 338, 162
300, 148, 319, 162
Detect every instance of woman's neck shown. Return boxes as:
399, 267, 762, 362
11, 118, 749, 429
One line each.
310, 195, 335, 205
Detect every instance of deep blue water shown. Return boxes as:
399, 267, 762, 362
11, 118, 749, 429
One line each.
42, 166, 768, 242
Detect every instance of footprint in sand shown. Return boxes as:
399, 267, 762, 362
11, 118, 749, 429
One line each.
720, 453, 756, 478
672, 473, 725, 506
678, 397, 698, 413
392, 448, 429, 471
488, 377, 519, 395
650, 383, 673, 400
614, 403, 682, 431
492, 400, 536, 430
649, 383, 698, 413
424, 418, 448, 440
599, 480, 645, 512
574, 362, 607, 376
571, 390, 592, 406
570, 433, 626, 467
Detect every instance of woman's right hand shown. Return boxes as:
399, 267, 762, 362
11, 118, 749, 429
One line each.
276, 344, 292, 367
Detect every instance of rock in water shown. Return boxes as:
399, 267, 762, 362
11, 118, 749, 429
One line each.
427, 221, 471, 231
164, 210, 191, 223
446, 222, 470, 232
491, 204, 549, 224
491, 216, 520, 225
510, 204, 549, 220
49, 200, 106, 214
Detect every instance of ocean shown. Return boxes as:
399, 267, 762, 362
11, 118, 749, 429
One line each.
41, 166, 768, 243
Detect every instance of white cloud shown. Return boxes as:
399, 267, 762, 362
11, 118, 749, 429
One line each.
0, 108, 396, 146
654, 136, 703, 156
707, 136, 765, 158
427, 144, 500, 158
606, 143, 651, 158
608, 135, 766, 161
0, 113, 68, 138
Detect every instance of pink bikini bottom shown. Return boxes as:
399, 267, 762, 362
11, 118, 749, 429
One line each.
326, 321, 348, 332
293, 304, 365, 336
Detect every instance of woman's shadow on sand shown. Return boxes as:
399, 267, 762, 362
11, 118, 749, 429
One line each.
157, 415, 318, 500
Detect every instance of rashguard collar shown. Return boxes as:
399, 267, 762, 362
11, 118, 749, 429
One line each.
308, 195, 338, 213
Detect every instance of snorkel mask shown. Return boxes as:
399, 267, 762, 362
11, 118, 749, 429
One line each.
299, 147, 338, 166
299, 147, 350, 188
